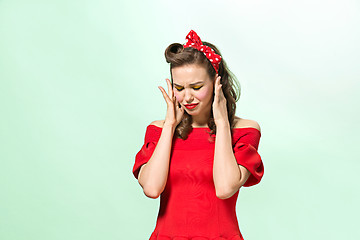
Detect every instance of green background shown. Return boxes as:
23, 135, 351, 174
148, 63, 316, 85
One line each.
1, 0, 359, 239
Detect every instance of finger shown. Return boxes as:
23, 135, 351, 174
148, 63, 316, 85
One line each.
214, 83, 223, 101
158, 86, 171, 103
166, 78, 173, 98
175, 98, 184, 114
219, 84, 224, 96
214, 76, 221, 91
178, 105, 184, 114
175, 97, 181, 109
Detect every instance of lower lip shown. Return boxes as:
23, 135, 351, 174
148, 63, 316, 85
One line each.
185, 104, 199, 109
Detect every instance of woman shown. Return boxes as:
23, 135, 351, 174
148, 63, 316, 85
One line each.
132, 30, 264, 240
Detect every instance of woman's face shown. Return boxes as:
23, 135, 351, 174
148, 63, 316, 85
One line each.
172, 64, 215, 117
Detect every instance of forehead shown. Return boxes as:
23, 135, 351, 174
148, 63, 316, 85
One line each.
172, 64, 211, 85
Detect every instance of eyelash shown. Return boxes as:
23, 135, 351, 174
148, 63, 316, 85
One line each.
175, 86, 202, 91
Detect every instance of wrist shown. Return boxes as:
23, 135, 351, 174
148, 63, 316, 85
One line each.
163, 122, 176, 132
215, 120, 230, 129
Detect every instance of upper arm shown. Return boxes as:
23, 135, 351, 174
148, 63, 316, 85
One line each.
137, 120, 163, 184
238, 165, 251, 188
138, 163, 147, 184
234, 117, 261, 188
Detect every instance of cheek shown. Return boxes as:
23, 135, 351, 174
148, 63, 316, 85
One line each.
196, 88, 212, 101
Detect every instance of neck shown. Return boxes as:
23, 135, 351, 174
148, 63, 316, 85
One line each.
191, 106, 212, 128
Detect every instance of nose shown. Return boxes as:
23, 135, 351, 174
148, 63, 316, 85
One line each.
184, 88, 193, 103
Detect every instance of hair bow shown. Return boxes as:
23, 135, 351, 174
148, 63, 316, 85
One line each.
183, 30, 221, 74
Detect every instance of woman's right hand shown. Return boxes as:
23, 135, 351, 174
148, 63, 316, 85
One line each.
158, 78, 184, 128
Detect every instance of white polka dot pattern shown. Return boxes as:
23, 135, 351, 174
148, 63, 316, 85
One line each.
183, 30, 221, 74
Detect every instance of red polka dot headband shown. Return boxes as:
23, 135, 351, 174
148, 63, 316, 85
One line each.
183, 30, 222, 74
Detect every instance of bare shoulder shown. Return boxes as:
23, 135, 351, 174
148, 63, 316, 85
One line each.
233, 116, 261, 132
149, 120, 165, 128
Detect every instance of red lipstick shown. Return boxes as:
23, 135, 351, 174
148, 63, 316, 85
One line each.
184, 103, 199, 109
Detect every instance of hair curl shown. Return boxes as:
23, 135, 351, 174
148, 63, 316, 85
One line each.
164, 41, 241, 140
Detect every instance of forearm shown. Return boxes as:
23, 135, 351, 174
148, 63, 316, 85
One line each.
213, 123, 241, 199
138, 124, 175, 198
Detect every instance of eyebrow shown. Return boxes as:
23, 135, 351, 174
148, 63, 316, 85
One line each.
173, 81, 204, 87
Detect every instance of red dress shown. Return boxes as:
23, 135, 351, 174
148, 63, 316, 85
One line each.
132, 124, 264, 240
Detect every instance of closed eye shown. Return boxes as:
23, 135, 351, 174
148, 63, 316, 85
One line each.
175, 86, 203, 91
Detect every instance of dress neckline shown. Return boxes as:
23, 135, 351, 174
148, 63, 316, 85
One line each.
148, 124, 260, 133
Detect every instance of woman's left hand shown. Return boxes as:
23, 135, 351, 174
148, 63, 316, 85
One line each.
212, 75, 229, 127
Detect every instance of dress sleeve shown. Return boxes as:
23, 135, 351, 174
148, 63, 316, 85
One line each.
233, 129, 264, 187
132, 125, 162, 179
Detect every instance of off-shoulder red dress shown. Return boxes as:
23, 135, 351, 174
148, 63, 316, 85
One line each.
132, 124, 264, 240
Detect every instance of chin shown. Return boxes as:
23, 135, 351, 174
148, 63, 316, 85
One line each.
184, 109, 199, 116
